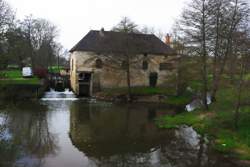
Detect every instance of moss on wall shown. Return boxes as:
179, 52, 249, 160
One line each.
0, 84, 45, 101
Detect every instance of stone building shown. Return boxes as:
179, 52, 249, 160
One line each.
69, 29, 176, 96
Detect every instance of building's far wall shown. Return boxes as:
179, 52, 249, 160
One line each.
70, 51, 177, 94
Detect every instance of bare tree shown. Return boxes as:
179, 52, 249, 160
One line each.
233, 29, 250, 129
0, 0, 15, 69
109, 18, 147, 100
178, 0, 211, 110
209, 0, 250, 102
140, 26, 166, 41
112, 17, 139, 33
5, 26, 30, 68
20, 15, 60, 68
0, 0, 14, 37
99, 51, 143, 101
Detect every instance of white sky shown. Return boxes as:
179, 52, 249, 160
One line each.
7, 0, 189, 50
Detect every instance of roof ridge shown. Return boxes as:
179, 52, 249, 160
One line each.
90, 29, 156, 36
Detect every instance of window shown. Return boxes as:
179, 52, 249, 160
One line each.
95, 59, 103, 69
78, 73, 91, 82
142, 60, 148, 70
159, 63, 171, 71
71, 59, 74, 71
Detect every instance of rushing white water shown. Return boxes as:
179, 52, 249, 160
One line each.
186, 94, 212, 112
41, 89, 79, 101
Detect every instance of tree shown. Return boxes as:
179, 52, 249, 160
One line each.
19, 15, 60, 68
98, 48, 143, 101
209, 0, 250, 102
108, 17, 144, 100
0, 0, 15, 69
178, 0, 211, 110
232, 28, 250, 129
112, 17, 139, 33
5, 27, 30, 68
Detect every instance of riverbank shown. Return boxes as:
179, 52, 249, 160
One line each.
156, 87, 250, 164
0, 70, 45, 101
94, 87, 193, 106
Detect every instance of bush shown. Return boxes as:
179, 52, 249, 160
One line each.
33, 68, 48, 78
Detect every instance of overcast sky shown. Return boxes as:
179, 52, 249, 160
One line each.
7, 0, 189, 50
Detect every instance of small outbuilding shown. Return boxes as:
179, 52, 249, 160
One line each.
69, 29, 177, 96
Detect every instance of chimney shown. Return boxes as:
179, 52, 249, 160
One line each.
99, 27, 105, 37
165, 33, 171, 45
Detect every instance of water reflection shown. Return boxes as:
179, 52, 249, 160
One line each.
69, 102, 238, 167
0, 95, 242, 167
0, 102, 58, 167
70, 102, 170, 157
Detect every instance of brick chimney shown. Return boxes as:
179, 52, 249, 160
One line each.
165, 33, 171, 45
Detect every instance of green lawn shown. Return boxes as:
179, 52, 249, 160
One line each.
156, 86, 250, 160
102, 86, 177, 96
0, 70, 22, 78
100, 86, 193, 106
0, 70, 40, 85
165, 93, 193, 106
48, 66, 63, 73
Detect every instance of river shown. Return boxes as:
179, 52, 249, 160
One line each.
0, 90, 242, 167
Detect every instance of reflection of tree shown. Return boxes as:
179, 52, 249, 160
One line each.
0, 112, 7, 138
6, 101, 58, 159
69, 102, 236, 167
91, 153, 154, 167
0, 111, 19, 167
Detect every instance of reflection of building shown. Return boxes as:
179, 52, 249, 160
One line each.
68, 102, 223, 167
69, 101, 168, 158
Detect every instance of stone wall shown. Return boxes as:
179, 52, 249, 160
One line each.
70, 51, 177, 95
0, 84, 44, 101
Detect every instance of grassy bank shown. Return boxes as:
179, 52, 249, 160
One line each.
102, 87, 176, 96
156, 87, 250, 160
0, 70, 40, 85
48, 66, 64, 73
0, 70, 44, 100
99, 87, 193, 106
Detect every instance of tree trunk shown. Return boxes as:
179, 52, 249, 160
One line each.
211, 4, 220, 103
234, 59, 245, 130
234, 99, 240, 130
202, 0, 208, 110
126, 54, 131, 102
211, 0, 239, 103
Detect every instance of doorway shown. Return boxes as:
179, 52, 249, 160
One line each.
149, 72, 158, 87
78, 72, 92, 96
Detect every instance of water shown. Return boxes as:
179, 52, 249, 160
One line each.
41, 88, 78, 101
0, 90, 242, 167
186, 94, 211, 112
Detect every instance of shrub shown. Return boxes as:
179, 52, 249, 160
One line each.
33, 68, 48, 78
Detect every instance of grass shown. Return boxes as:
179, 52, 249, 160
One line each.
48, 66, 63, 73
102, 86, 176, 96
0, 70, 22, 78
156, 86, 250, 160
0, 70, 40, 85
101, 86, 193, 106
165, 93, 193, 106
